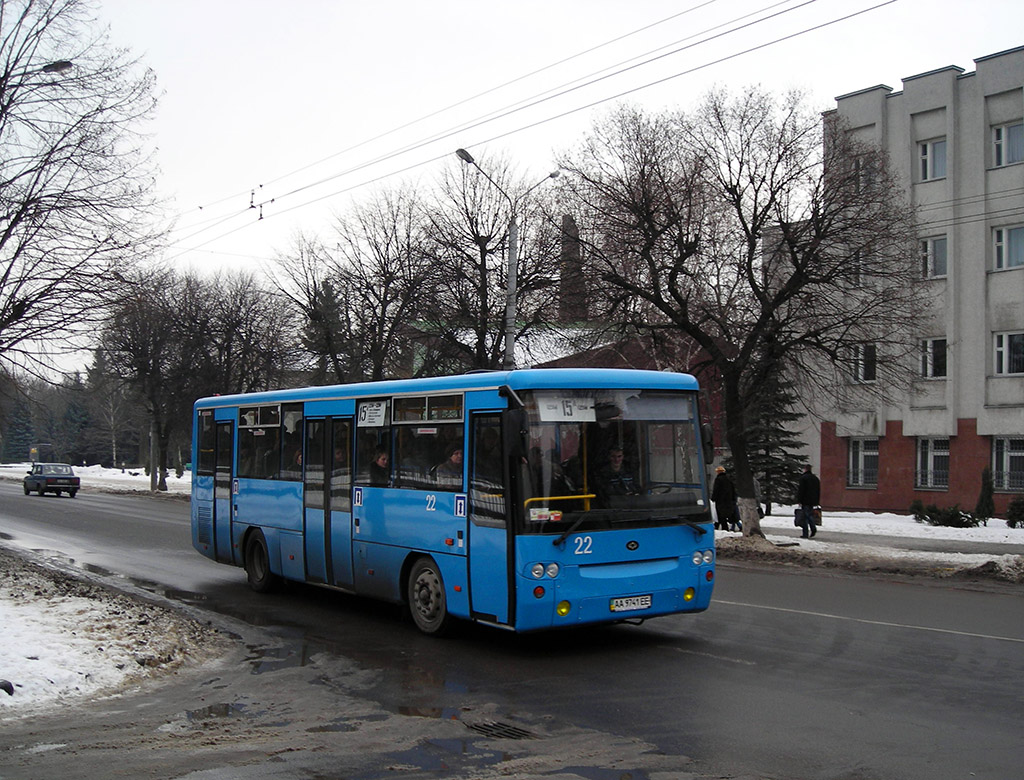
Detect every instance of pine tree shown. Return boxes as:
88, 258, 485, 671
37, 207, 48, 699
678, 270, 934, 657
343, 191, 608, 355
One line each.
740, 372, 808, 514
1, 397, 35, 462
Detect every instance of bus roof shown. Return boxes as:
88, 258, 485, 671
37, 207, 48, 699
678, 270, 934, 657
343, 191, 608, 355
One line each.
194, 368, 699, 410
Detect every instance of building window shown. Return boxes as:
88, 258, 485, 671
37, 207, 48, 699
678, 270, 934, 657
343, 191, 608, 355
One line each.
916, 438, 949, 489
919, 138, 947, 181
842, 249, 865, 285
993, 438, 1024, 490
848, 438, 879, 487
920, 236, 947, 278
993, 122, 1024, 167
920, 338, 947, 378
852, 155, 874, 192
994, 332, 1024, 375
852, 343, 877, 383
994, 226, 1024, 269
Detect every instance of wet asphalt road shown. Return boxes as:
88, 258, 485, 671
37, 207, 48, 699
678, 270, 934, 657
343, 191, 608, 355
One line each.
1, 480, 1023, 780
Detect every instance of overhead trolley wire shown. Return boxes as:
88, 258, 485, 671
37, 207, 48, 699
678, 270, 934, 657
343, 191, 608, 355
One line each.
170, 1, 896, 258
256, 0, 827, 210
175, 0, 725, 223
170, 0, 817, 248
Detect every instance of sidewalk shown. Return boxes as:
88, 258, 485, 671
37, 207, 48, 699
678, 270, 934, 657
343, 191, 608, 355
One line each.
715, 509, 1024, 584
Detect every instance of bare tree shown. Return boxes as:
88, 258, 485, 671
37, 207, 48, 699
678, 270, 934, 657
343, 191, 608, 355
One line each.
559, 90, 922, 536
0, 0, 161, 375
421, 155, 561, 371
83, 348, 138, 468
210, 271, 295, 393
274, 186, 436, 382
272, 233, 351, 384
101, 269, 292, 489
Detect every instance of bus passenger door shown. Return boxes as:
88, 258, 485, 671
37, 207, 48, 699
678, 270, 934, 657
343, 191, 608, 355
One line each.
303, 419, 329, 583
214, 421, 234, 563
468, 413, 510, 624
303, 417, 354, 588
327, 417, 354, 588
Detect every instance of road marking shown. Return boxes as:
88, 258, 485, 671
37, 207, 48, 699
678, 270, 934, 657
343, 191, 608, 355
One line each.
715, 600, 1024, 644
659, 645, 757, 665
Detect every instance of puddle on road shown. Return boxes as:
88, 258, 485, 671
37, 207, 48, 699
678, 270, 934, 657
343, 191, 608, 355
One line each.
562, 769, 650, 780
348, 737, 513, 777
305, 713, 388, 734
186, 702, 248, 721
246, 641, 318, 674
396, 705, 462, 719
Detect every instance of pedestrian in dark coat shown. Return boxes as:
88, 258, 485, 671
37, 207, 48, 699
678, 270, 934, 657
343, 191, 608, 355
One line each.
796, 464, 821, 538
711, 466, 740, 532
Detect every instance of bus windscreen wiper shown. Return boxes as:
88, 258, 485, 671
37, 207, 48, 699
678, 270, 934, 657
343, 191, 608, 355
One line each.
650, 515, 709, 535
552, 515, 588, 546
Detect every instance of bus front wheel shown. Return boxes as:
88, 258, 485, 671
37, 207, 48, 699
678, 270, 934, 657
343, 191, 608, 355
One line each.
244, 531, 278, 593
408, 557, 451, 636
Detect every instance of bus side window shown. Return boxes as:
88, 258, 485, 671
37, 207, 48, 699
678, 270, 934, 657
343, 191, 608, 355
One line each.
197, 411, 215, 475
356, 426, 390, 486
470, 415, 505, 528
304, 420, 325, 510
280, 404, 304, 481
429, 424, 465, 491
331, 419, 352, 511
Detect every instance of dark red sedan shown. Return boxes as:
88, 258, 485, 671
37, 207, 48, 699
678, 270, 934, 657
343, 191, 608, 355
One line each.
24, 463, 80, 498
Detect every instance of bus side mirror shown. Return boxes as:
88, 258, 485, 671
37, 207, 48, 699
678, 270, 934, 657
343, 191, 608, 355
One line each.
701, 422, 714, 466
505, 409, 529, 460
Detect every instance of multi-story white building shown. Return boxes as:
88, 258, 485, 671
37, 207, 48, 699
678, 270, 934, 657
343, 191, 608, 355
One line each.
812, 45, 1024, 515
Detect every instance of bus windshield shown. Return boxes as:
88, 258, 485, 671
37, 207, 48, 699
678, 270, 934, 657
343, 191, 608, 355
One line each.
515, 388, 707, 534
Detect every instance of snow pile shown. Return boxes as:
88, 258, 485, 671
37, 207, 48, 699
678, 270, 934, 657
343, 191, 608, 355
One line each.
759, 507, 1021, 542
0, 548, 229, 719
716, 509, 1024, 582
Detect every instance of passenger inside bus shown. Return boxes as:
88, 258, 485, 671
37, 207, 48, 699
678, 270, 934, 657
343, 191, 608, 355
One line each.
433, 445, 463, 487
369, 449, 389, 486
595, 446, 639, 503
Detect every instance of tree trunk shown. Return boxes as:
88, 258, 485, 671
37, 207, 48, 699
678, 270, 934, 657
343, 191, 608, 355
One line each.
721, 373, 766, 539
149, 418, 159, 492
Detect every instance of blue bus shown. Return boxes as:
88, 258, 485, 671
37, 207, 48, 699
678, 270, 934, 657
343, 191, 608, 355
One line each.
191, 368, 715, 634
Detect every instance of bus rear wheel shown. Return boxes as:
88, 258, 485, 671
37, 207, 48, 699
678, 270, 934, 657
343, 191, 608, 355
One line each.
408, 557, 451, 636
244, 531, 278, 593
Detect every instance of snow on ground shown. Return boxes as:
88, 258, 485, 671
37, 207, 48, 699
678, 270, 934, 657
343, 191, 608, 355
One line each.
0, 463, 1021, 718
0, 546, 230, 720
719, 507, 1024, 571
0, 462, 191, 495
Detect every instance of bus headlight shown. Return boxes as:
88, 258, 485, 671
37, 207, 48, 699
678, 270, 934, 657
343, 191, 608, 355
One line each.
545, 563, 560, 578
531, 563, 545, 579
703, 549, 714, 564
692, 551, 703, 565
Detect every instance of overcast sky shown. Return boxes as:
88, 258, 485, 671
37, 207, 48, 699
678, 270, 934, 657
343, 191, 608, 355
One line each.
96, 0, 1024, 272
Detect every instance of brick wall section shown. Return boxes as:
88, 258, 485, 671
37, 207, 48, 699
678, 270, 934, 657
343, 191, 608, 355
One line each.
820, 418, 1016, 516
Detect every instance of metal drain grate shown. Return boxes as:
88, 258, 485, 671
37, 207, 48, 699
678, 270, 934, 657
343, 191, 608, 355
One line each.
465, 720, 537, 740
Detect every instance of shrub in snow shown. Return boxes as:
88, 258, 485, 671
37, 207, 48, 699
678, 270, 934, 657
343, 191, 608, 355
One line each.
974, 467, 994, 527
910, 500, 980, 528
1006, 497, 1024, 530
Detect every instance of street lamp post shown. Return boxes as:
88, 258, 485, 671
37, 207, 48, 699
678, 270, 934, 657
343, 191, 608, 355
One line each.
455, 148, 558, 370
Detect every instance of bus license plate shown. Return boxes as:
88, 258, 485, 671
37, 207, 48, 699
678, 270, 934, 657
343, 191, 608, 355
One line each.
610, 594, 652, 613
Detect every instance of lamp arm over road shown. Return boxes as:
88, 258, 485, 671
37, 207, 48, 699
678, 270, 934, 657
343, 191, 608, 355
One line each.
454, 148, 558, 370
